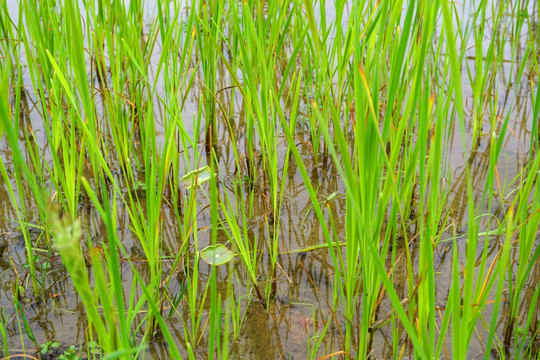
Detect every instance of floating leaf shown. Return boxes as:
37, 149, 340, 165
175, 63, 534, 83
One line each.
181, 165, 215, 190
133, 180, 145, 191
200, 244, 234, 266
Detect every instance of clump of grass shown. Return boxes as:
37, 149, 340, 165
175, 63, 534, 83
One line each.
1, 0, 539, 359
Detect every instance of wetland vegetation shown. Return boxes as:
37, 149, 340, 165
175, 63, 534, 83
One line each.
0, 0, 540, 359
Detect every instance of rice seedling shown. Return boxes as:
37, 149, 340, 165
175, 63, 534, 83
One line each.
0, 309, 7, 357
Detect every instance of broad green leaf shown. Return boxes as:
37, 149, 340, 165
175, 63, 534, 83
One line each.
200, 244, 234, 266
181, 165, 215, 189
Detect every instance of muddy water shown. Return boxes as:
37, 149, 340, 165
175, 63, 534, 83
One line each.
1, 1, 539, 360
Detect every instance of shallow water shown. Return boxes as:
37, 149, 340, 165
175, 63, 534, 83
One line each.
1, 1, 539, 359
